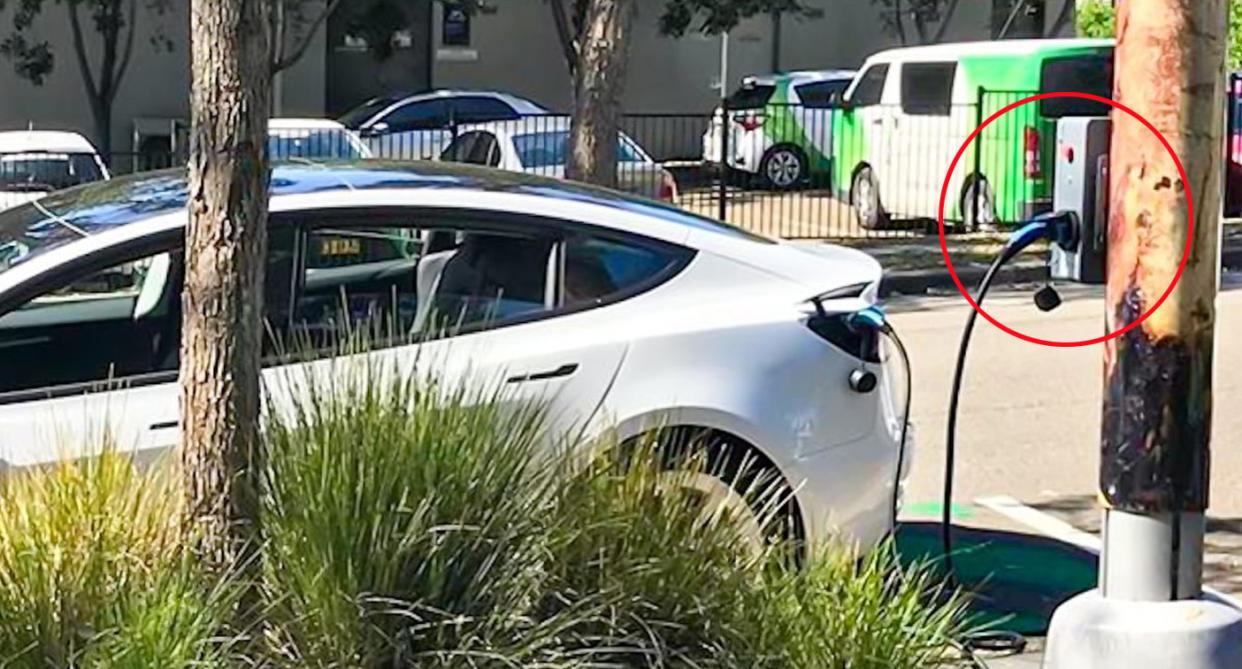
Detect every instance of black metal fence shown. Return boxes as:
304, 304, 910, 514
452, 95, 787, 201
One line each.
7, 81, 1240, 236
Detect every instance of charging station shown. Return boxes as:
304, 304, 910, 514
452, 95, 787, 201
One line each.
936, 111, 1242, 667
1049, 117, 1110, 285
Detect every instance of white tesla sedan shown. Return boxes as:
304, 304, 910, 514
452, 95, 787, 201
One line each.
0, 162, 909, 552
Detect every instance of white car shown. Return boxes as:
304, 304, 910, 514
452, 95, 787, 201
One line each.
0, 130, 110, 211
339, 90, 549, 161
439, 117, 679, 203
268, 118, 371, 160
0, 162, 908, 552
703, 70, 855, 189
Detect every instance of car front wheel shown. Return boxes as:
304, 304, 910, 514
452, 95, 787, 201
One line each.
851, 166, 889, 230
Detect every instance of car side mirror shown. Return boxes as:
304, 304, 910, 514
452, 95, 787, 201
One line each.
839, 97, 854, 112
363, 121, 390, 137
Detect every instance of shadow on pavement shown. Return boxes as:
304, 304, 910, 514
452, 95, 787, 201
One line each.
896, 521, 1097, 636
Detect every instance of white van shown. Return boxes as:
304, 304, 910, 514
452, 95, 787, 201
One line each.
831, 39, 1114, 229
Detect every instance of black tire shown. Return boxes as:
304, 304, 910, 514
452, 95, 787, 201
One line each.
851, 166, 889, 230
961, 178, 998, 232
758, 145, 806, 190
621, 427, 804, 557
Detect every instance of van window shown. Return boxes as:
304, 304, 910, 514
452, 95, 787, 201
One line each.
1039, 53, 1114, 117
901, 62, 956, 116
849, 65, 889, 107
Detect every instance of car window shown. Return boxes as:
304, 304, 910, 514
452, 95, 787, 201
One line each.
511, 131, 642, 168
848, 64, 889, 107
725, 83, 775, 110
0, 229, 296, 396
562, 235, 684, 307
900, 62, 956, 116
382, 100, 449, 132
0, 153, 104, 191
440, 131, 502, 167
449, 97, 521, 123
1040, 52, 1114, 118
268, 130, 365, 160
339, 96, 399, 129
794, 80, 849, 108
289, 217, 558, 344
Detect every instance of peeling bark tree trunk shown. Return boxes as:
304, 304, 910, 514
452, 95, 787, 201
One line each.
567, 0, 635, 188
1102, 0, 1225, 513
182, 0, 272, 577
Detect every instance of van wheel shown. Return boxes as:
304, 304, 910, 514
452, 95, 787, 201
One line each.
622, 427, 804, 561
851, 166, 889, 230
961, 179, 998, 232
759, 146, 806, 190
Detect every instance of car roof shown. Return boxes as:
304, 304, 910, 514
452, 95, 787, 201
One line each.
268, 118, 348, 130
865, 38, 1113, 65
384, 89, 549, 114
458, 116, 574, 135
0, 161, 757, 256
0, 131, 100, 155
743, 69, 856, 85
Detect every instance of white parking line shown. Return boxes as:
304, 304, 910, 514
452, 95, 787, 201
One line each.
975, 495, 1102, 552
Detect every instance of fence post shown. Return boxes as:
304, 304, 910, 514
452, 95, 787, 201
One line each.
971, 86, 985, 230
718, 96, 729, 222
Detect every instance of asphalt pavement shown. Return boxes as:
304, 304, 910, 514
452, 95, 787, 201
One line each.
885, 272, 1242, 667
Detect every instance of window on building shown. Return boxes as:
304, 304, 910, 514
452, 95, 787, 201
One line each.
848, 65, 889, 108
901, 63, 956, 116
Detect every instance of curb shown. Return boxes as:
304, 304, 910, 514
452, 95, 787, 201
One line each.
880, 244, 1242, 298
880, 263, 1047, 297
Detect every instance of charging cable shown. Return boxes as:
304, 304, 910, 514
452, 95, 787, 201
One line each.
943, 211, 1079, 575
938, 212, 1080, 662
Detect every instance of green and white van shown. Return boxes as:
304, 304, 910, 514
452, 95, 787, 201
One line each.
831, 38, 1114, 230
703, 69, 855, 189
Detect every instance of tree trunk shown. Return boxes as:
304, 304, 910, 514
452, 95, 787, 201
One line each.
1101, 0, 1224, 516
90, 100, 113, 164
566, 0, 634, 188
182, 0, 273, 583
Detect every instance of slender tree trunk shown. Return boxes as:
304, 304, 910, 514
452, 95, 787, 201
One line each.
90, 100, 113, 163
182, 0, 272, 585
567, 0, 634, 188
1102, 0, 1223, 519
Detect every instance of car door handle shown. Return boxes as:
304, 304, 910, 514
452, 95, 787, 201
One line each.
506, 363, 578, 384
871, 118, 884, 126
149, 420, 179, 431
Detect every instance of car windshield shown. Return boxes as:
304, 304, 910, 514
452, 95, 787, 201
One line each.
268, 130, 365, 160
338, 96, 398, 129
513, 130, 644, 168
0, 153, 104, 192
725, 83, 775, 110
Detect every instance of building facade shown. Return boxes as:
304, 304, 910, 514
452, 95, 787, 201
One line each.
0, 0, 1072, 164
